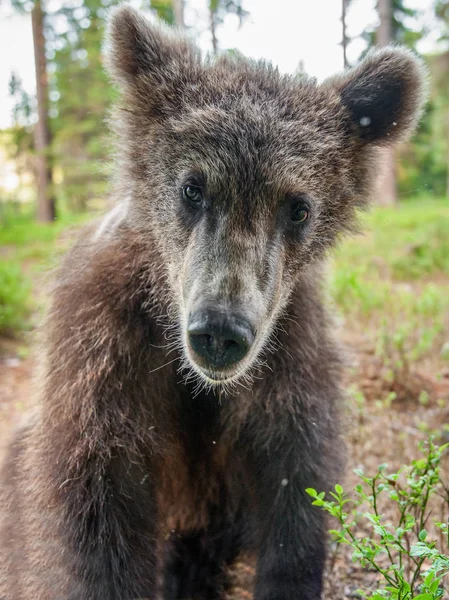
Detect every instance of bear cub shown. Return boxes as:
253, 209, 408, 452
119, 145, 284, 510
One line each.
0, 6, 426, 600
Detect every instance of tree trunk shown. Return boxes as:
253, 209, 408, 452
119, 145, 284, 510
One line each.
209, 4, 218, 56
173, 0, 184, 28
376, 0, 397, 205
31, 0, 55, 222
446, 104, 449, 199
377, 0, 392, 45
342, 0, 348, 69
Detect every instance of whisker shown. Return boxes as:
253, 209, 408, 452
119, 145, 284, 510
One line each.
148, 356, 180, 374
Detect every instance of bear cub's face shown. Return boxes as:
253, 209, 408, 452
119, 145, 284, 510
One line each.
107, 7, 426, 387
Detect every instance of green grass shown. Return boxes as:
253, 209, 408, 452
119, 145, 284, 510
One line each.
0, 209, 89, 265
0, 261, 32, 336
332, 198, 449, 282
330, 198, 449, 391
0, 207, 90, 336
330, 198, 449, 316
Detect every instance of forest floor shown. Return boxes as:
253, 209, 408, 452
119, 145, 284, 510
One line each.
1, 199, 449, 598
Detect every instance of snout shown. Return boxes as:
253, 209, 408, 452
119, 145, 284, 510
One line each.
187, 310, 255, 372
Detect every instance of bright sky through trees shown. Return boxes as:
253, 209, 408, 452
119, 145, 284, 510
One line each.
0, 0, 439, 129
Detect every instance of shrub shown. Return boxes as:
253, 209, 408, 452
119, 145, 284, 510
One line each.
307, 438, 449, 599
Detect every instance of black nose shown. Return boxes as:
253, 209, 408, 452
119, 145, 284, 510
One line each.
188, 311, 254, 370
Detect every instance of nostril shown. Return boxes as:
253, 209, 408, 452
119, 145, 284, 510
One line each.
222, 338, 242, 363
189, 333, 213, 358
221, 337, 248, 366
224, 339, 239, 353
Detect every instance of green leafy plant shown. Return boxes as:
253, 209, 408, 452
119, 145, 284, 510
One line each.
307, 439, 449, 599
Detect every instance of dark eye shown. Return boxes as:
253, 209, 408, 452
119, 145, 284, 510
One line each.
290, 202, 309, 224
182, 184, 203, 204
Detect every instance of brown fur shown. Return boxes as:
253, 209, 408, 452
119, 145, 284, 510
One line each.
1, 7, 427, 600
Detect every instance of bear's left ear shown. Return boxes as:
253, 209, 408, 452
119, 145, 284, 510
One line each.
105, 6, 201, 89
326, 47, 428, 145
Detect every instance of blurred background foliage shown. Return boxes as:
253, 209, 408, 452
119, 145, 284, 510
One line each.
2, 0, 248, 217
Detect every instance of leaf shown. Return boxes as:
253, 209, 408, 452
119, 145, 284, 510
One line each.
424, 571, 434, 586
413, 458, 427, 470
410, 542, 432, 557
419, 529, 427, 541
429, 579, 440, 593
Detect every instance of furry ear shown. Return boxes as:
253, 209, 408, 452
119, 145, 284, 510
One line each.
106, 6, 200, 86
328, 47, 427, 145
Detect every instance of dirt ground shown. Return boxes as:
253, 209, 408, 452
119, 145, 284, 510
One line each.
1, 329, 448, 599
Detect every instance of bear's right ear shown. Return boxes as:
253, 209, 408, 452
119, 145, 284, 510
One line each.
106, 6, 200, 88
326, 46, 428, 146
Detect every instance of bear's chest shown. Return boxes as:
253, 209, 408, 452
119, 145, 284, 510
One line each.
156, 435, 231, 533
153, 383, 248, 533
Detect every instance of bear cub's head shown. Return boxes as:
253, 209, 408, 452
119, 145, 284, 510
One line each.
106, 6, 426, 387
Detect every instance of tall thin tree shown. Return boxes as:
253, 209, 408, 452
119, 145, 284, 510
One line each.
209, 0, 218, 55
173, 0, 184, 27
31, 0, 55, 221
376, 0, 397, 205
435, 0, 449, 198
342, 0, 349, 68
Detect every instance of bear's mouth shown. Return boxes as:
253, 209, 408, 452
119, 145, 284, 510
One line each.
199, 367, 240, 384
189, 362, 244, 385
183, 345, 254, 387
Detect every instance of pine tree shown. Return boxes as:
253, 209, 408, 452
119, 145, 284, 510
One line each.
11, 0, 56, 221
9, 0, 251, 215
50, 0, 121, 211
